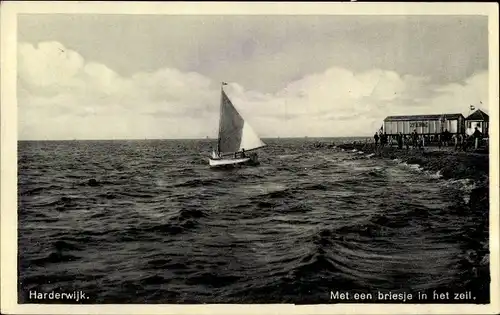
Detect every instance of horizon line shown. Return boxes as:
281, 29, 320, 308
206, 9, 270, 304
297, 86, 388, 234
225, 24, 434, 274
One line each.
17, 135, 373, 141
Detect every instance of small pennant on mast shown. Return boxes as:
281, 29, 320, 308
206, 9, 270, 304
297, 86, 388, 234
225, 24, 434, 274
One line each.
222, 82, 228, 86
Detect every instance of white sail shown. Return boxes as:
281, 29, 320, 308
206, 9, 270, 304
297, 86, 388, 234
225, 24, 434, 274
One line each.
217, 86, 266, 154
239, 120, 266, 152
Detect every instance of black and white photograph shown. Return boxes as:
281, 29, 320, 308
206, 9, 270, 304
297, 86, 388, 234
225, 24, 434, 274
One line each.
1, 2, 499, 314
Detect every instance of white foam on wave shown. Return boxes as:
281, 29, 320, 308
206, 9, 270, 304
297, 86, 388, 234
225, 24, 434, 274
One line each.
366, 153, 375, 158
277, 154, 299, 159
155, 179, 168, 187
397, 161, 423, 172
392, 158, 443, 180
386, 156, 479, 204
408, 164, 423, 171
242, 182, 288, 196
428, 170, 442, 179
321, 156, 340, 163
351, 149, 358, 152
353, 165, 383, 172
441, 178, 477, 203
443, 178, 475, 190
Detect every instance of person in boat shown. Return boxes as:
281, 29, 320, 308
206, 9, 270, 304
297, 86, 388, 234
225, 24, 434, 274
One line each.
212, 148, 221, 159
232, 149, 246, 159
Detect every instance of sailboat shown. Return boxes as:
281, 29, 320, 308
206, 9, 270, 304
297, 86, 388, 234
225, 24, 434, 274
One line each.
209, 82, 266, 168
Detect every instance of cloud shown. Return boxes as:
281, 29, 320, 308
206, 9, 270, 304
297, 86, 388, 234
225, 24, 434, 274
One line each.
18, 41, 488, 140
226, 68, 488, 137
18, 41, 221, 140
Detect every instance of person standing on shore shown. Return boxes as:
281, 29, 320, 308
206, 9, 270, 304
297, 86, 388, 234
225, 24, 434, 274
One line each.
463, 134, 471, 152
453, 134, 461, 151
442, 129, 451, 147
382, 132, 388, 148
397, 132, 403, 149
473, 126, 482, 150
457, 133, 463, 151
411, 129, 418, 149
374, 132, 379, 147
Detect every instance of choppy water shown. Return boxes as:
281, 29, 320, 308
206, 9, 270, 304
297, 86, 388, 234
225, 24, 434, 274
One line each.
18, 139, 489, 304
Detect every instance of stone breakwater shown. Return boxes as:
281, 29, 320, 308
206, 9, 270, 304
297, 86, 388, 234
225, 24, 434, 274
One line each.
335, 142, 490, 299
337, 143, 489, 181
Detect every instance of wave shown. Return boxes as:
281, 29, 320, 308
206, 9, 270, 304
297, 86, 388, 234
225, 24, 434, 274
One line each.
292, 252, 340, 278
30, 251, 81, 266
19, 185, 64, 196
174, 208, 208, 221
53, 239, 81, 251
288, 202, 313, 213
145, 257, 189, 270
166, 168, 196, 176
76, 179, 116, 187
442, 178, 476, 193
185, 272, 241, 288
237, 173, 267, 180
396, 161, 423, 172
119, 191, 156, 199
129, 223, 185, 237
173, 178, 222, 188
302, 183, 330, 191
441, 178, 478, 204
97, 192, 118, 200
119, 208, 209, 240
252, 187, 297, 200
429, 170, 443, 179
29, 195, 83, 209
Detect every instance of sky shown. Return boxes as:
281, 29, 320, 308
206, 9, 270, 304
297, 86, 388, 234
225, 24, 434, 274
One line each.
17, 14, 490, 140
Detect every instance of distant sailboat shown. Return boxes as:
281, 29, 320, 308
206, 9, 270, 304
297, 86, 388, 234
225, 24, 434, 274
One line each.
208, 82, 266, 168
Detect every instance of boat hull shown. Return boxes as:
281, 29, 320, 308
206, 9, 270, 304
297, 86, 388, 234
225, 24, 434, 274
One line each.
208, 153, 260, 168
209, 157, 250, 168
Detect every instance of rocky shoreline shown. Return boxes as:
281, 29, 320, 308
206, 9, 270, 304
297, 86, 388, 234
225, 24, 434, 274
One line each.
336, 142, 489, 181
336, 142, 490, 302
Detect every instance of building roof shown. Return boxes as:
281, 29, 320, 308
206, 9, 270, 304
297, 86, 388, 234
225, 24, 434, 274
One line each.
465, 109, 489, 122
384, 113, 464, 122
